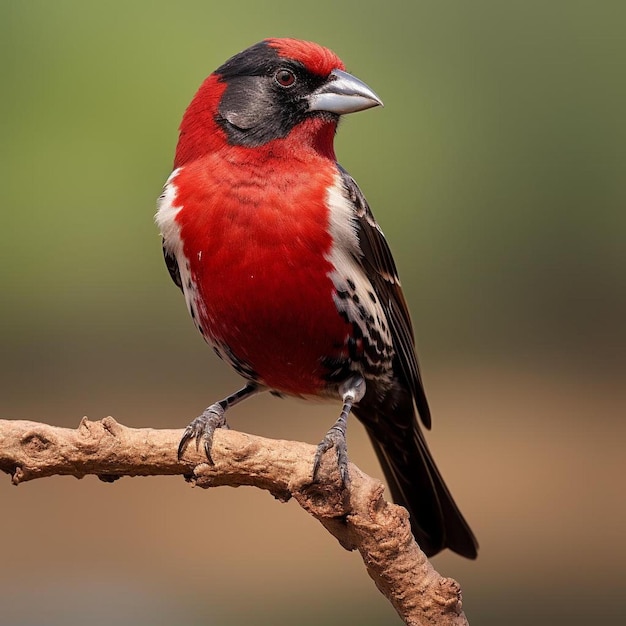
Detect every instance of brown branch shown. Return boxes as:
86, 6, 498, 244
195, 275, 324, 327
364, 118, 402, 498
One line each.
0, 417, 468, 626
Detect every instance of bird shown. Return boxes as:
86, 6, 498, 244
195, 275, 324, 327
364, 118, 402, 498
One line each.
155, 38, 478, 559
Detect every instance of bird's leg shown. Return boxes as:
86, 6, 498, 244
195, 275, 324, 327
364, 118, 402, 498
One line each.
178, 382, 264, 463
313, 375, 366, 486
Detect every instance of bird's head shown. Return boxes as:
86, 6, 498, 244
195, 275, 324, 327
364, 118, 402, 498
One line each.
175, 38, 382, 167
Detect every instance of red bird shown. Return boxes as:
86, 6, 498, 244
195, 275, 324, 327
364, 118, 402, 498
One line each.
156, 38, 478, 559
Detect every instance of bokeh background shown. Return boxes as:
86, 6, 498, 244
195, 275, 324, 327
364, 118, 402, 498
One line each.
2, 1, 625, 624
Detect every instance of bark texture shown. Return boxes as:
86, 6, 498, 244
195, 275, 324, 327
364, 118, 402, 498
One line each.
0, 417, 468, 626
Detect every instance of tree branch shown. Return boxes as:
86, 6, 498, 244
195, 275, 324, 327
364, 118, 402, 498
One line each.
0, 417, 468, 626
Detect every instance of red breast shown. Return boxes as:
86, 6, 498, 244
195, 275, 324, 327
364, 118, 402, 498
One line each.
171, 145, 353, 396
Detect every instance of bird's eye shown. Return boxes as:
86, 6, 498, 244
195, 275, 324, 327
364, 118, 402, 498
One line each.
274, 68, 296, 88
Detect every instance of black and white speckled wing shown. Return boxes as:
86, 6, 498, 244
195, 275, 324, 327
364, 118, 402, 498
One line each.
337, 167, 479, 559
338, 166, 431, 429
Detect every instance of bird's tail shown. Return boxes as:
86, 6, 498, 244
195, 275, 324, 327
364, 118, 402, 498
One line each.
358, 406, 478, 559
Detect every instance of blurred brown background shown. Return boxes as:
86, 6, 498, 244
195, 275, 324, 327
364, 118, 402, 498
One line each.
2, 1, 625, 624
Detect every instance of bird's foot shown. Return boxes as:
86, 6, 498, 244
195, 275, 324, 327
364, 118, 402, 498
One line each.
313, 419, 350, 486
312, 376, 365, 487
178, 403, 229, 464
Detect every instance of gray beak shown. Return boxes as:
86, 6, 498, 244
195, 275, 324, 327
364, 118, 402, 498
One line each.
307, 69, 383, 115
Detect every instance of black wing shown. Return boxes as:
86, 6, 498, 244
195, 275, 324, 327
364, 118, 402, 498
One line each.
338, 166, 431, 428
163, 240, 183, 292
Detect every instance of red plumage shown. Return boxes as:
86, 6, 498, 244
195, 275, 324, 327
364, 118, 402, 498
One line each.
170, 149, 350, 395
266, 38, 345, 76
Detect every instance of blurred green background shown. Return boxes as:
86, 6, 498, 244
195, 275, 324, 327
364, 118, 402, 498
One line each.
2, 1, 625, 624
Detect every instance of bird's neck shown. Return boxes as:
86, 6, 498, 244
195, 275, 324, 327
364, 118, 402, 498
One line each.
258, 117, 338, 162
176, 118, 338, 168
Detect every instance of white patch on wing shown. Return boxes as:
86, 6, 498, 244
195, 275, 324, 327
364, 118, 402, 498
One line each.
155, 168, 183, 253
325, 172, 374, 312
325, 174, 361, 254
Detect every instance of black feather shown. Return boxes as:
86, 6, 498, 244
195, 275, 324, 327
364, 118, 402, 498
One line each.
163, 241, 183, 292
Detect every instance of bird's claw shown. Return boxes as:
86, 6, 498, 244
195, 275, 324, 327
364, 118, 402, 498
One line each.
312, 426, 350, 487
177, 404, 228, 464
